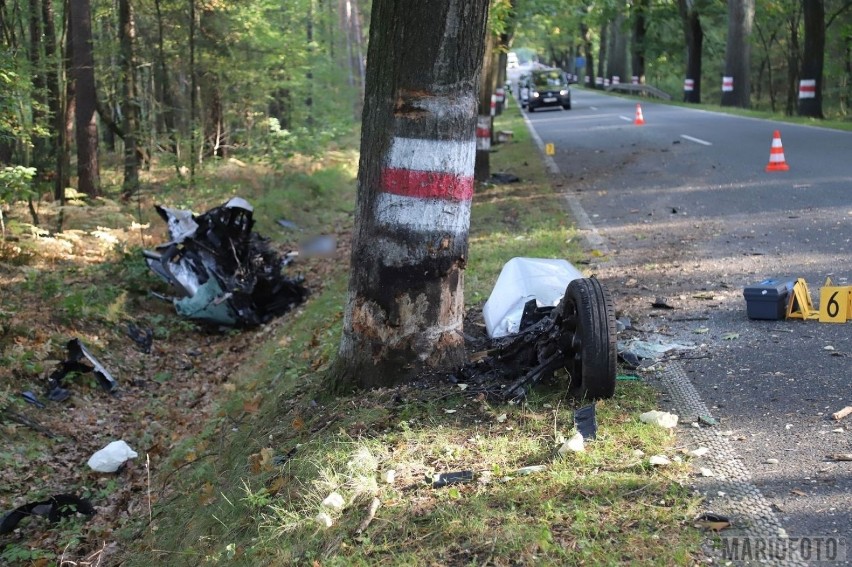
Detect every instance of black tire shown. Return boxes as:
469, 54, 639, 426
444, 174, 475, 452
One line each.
562, 100, 572, 110
528, 105, 535, 112
560, 277, 616, 399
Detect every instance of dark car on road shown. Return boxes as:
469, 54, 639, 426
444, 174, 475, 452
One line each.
527, 69, 571, 112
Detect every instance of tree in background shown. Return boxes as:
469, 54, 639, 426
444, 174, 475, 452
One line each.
70, 0, 100, 196
721, 0, 755, 107
678, 0, 704, 103
329, 0, 491, 390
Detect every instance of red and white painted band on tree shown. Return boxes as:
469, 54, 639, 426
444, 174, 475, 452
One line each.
798, 79, 816, 99
375, 136, 475, 234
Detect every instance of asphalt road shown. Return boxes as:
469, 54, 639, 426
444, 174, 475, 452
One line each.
525, 88, 852, 564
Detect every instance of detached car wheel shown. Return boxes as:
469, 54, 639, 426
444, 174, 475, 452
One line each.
561, 277, 616, 399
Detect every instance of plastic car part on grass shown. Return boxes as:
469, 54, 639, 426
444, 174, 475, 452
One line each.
0, 494, 95, 535
482, 257, 584, 338
143, 197, 309, 328
465, 275, 617, 402
46, 339, 119, 398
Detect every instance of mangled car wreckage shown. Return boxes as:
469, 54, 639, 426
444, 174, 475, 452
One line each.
143, 198, 308, 327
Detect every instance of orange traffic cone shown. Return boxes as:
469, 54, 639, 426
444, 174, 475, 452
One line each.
765, 130, 790, 172
634, 103, 645, 126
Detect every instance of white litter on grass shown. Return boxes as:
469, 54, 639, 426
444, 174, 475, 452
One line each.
381, 469, 396, 484
496, 413, 508, 423
699, 468, 714, 477
315, 511, 334, 528
558, 433, 586, 455
322, 492, 345, 510
87, 440, 138, 473
515, 465, 547, 475
690, 447, 710, 458
649, 455, 671, 466
640, 410, 679, 428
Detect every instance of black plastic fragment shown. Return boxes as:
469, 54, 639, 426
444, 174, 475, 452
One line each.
126, 323, 154, 354
574, 404, 597, 440
618, 350, 641, 370
489, 172, 521, 184
272, 446, 298, 466
21, 391, 45, 409
0, 494, 95, 535
430, 470, 474, 488
46, 339, 118, 397
67, 339, 118, 392
518, 299, 556, 333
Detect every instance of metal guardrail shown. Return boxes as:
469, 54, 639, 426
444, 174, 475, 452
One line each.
604, 83, 673, 101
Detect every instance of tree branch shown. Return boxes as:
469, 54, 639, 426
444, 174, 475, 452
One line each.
95, 98, 125, 139
827, 0, 851, 29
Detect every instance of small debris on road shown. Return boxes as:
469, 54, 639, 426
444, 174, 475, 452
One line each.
764, 458, 779, 465
832, 406, 852, 421
693, 513, 731, 531
640, 410, 679, 429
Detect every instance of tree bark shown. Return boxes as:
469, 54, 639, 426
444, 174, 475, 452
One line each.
631, 0, 647, 83
678, 0, 703, 103
328, 0, 490, 391
474, 31, 495, 182
721, 0, 755, 108
608, 13, 628, 83
41, 0, 63, 198
798, 0, 825, 117
581, 21, 595, 88
69, 0, 99, 196
154, 0, 176, 152
597, 21, 608, 85
119, 0, 140, 197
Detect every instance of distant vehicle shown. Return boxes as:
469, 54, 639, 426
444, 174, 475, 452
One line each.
507, 52, 519, 69
526, 69, 571, 112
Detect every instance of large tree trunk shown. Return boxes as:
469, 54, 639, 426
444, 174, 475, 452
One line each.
119, 0, 140, 198
607, 13, 628, 83
721, 0, 755, 108
29, 0, 47, 170
69, 0, 100, 196
328, 0, 490, 391
678, 0, 703, 103
631, 0, 647, 83
581, 21, 595, 88
42, 0, 63, 198
154, 0, 177, 152
797, 0, 825, 117
597, 21, 608, 86
474, 32, 495, 182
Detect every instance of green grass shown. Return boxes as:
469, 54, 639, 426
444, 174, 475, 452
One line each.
122, 105, 703, 566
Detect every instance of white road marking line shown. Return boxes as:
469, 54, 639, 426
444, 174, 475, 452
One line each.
618, 115, 632, 122
680, 134, 712, 146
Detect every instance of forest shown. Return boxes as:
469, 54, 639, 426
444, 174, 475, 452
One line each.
0, 0, 849, 215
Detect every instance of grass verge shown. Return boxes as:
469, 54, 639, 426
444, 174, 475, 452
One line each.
124, 105, 704, 566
